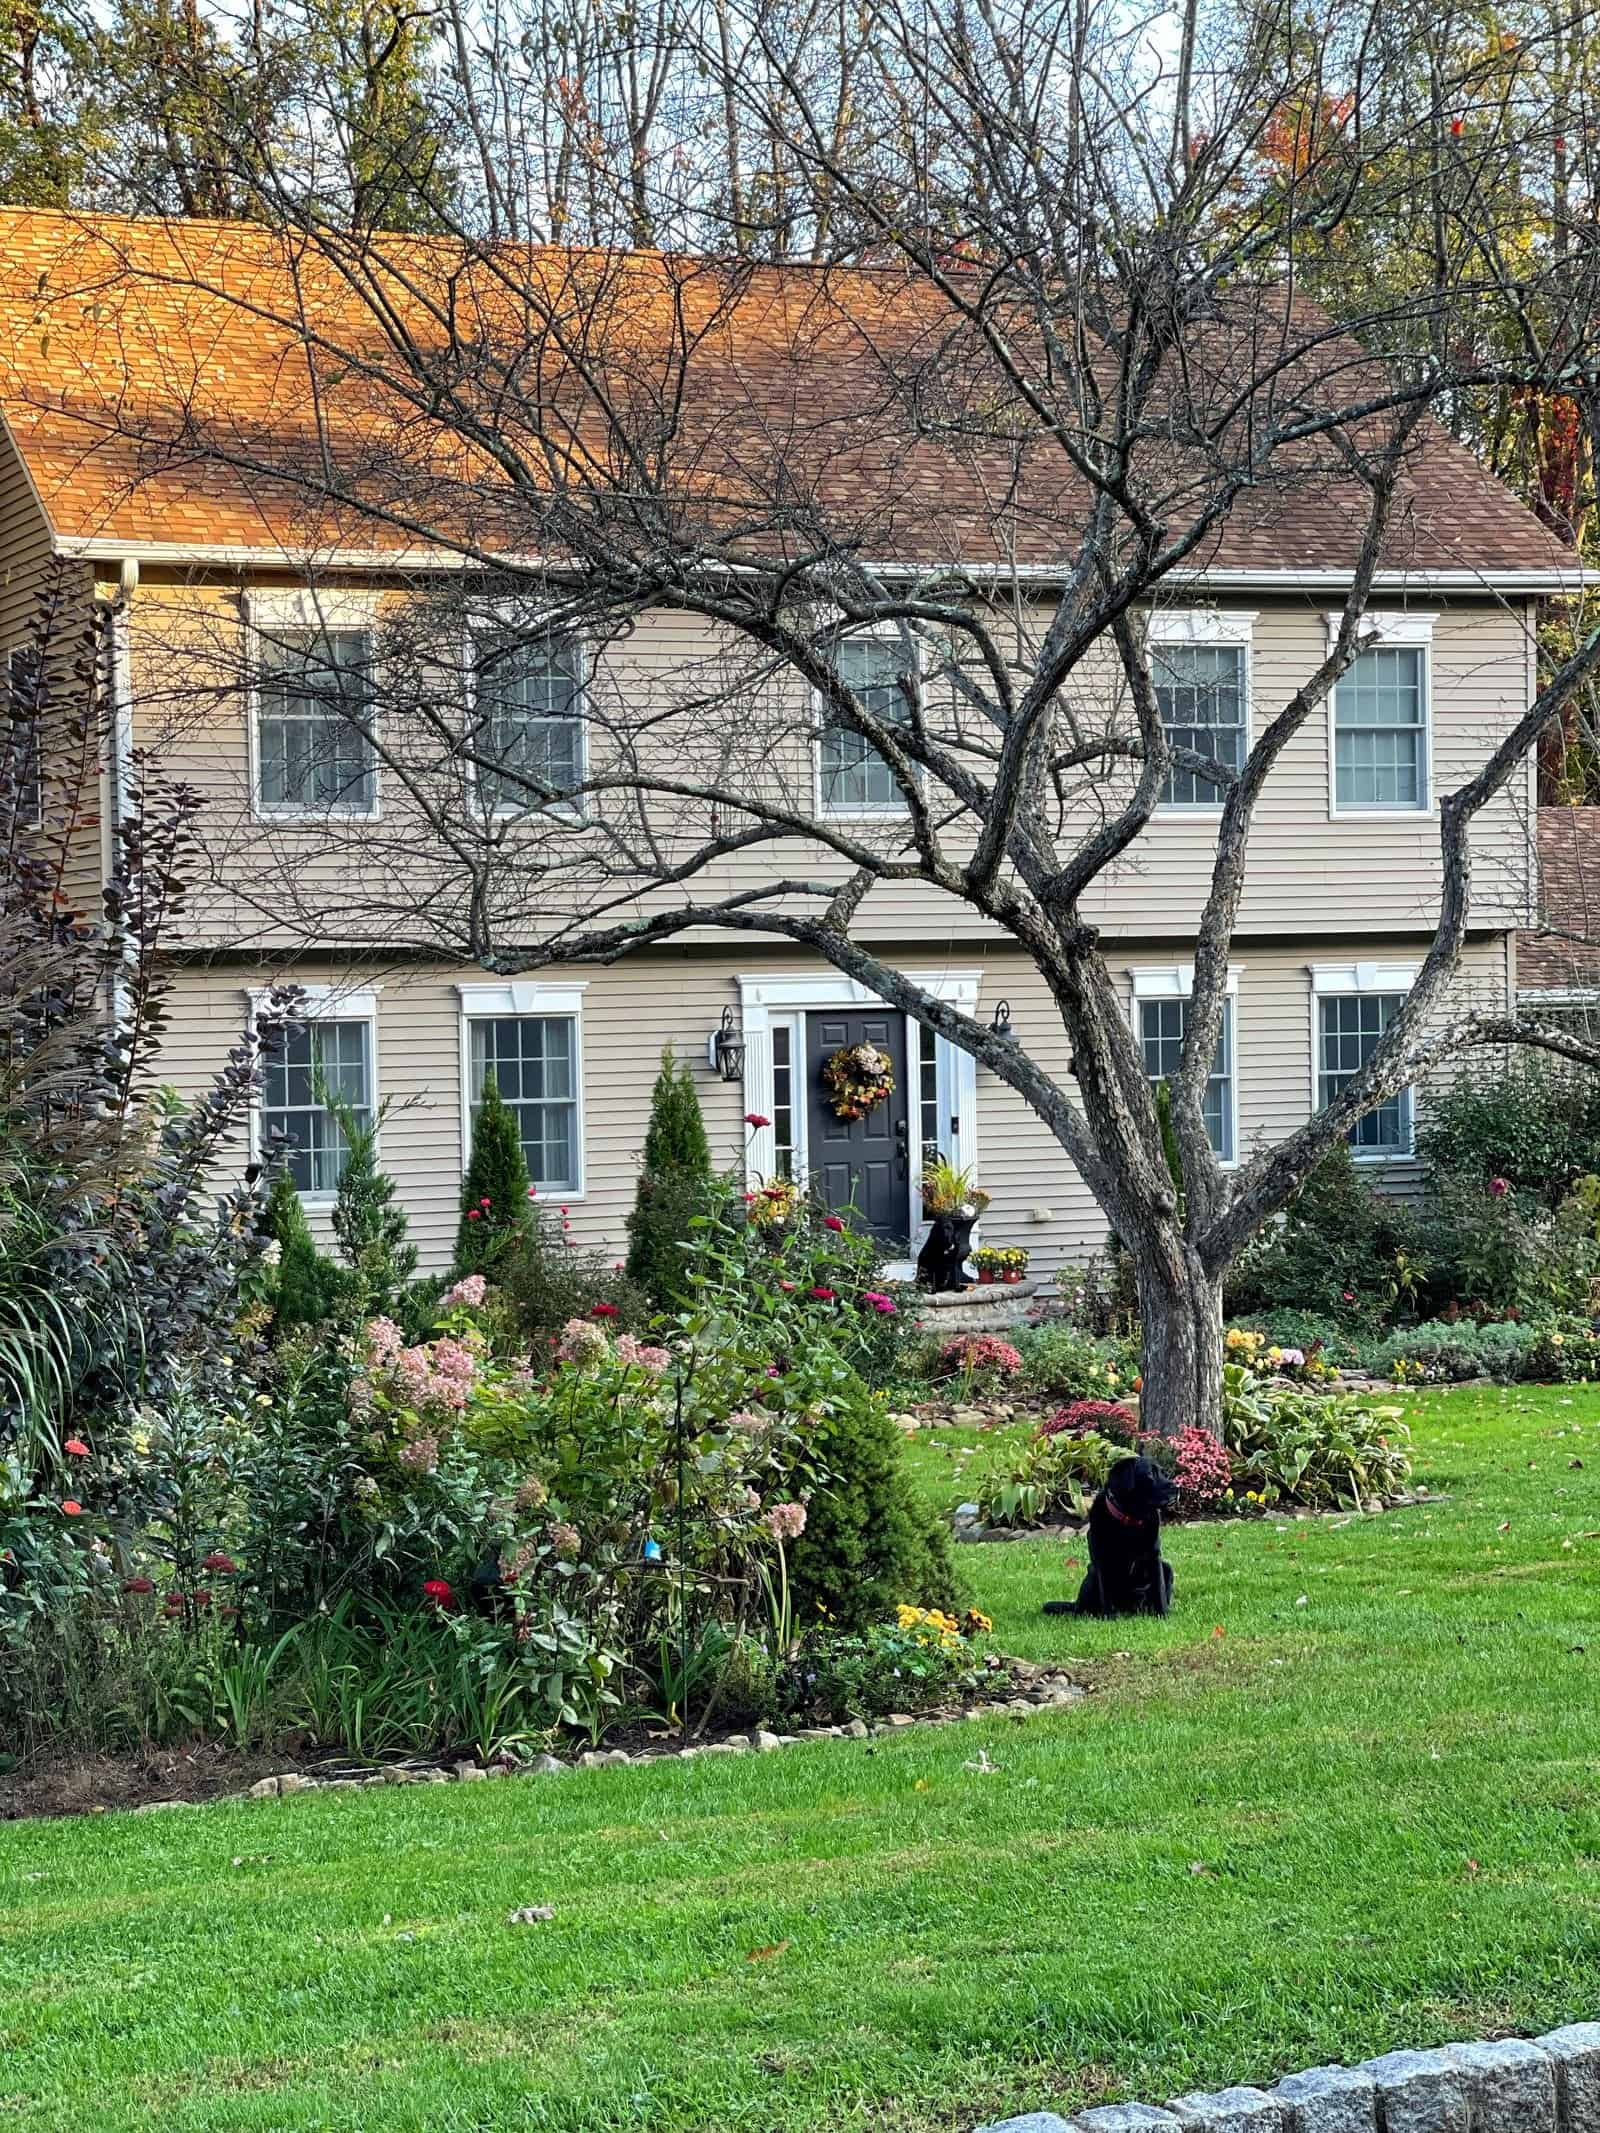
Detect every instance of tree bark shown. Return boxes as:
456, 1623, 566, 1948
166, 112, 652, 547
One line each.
1132, 1232, 1223, 1441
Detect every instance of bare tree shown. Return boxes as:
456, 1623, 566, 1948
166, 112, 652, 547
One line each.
33, 0, 1600, 1434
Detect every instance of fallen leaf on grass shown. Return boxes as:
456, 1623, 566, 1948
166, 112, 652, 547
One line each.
506, 1905, 556, 1926
1464, 1859, 1481, 1878
746, 1940, 790, 1962
913, 1778, 930, 1792
1211, 1625, 1226, 1639
1188, 1862, 1215, 1876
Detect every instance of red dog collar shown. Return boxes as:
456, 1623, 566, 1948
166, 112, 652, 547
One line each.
1103, 1493, 1146, 1529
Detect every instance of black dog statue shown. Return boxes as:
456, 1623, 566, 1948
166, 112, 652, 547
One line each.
1042, 1454, 1176, 1617
915, 1209, 979, 1293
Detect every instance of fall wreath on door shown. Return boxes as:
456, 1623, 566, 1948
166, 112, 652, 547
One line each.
821, 1040, 896, 1121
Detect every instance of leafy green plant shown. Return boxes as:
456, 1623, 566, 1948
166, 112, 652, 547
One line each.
975, 1424, 1122, 1528
771, 1610, 990, 1722
1219, 1366, 1411, 1508
1016, 1323, 1139, 1402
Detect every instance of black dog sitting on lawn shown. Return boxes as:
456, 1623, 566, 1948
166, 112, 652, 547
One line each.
1042, 1455, 1177, 1617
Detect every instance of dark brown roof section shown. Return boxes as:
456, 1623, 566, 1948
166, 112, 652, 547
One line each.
1521, 807, 1600, 994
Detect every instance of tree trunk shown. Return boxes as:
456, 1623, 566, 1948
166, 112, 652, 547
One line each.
1132, 1234, 1223, 1440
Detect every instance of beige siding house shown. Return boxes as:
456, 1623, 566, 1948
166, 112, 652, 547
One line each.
0, 209, 1582, 1278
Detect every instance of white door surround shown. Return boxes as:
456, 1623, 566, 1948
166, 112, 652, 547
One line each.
733, 971, 981, 1274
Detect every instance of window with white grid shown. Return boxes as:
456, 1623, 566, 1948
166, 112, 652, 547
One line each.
1317, 991, 1411, 1152
256, 627, 377, 814
820, 638, 917, 813
1139, 996, 1234, 1161
1334, 645, 1426, 810
261, 1019, 373, 1194
469, 1015, 580, 1191
472, 636, 583, 813
1154, 642, 1245, 807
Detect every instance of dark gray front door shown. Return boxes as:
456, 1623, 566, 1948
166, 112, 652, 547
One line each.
805, 1010, 911, 1247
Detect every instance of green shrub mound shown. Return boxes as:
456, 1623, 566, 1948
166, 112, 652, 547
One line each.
1228, 1144, 1426, 1327
784, 1383, 961, 1633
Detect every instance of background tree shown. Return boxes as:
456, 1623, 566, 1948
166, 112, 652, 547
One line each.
260, 1166, 345, 1330
626, 1049, 712, 1310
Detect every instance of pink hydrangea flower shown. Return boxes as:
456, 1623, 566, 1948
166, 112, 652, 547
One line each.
727, 1407, 770, 1434
555, 1316, 610, 1366
765, 1501, 807, 1541
365, 1316, 403, 1365
441, 1274, 488, 1310
616, 1334, 671, 1376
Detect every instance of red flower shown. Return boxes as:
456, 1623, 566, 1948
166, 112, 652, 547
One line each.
810, 1286, 837, 1302
591, 1302, 619, 1318
480, 1196, 491, 1207
527, 1186, 538, 1198
1450, 116, 1463, 135
778, 1279, 796, 1292
561, 1205, 570, 1215
163, 1593, 184, 1615
191, 1590, 213, 1610
466, 1208, 481, 1222
122, 1576, 155, 1595
823, 1215, 845, 1232
60, 1500, 82, 1516
422, 1578, 454, 1609
64, 1437, 90, 1458
201, 1552, 238, 1574
745, 1112, 771, 1128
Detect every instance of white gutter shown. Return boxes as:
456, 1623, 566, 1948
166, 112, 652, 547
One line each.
53, 535, 1599, 596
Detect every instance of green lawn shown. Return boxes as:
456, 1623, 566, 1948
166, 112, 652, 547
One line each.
4, 1385, 1600, 2133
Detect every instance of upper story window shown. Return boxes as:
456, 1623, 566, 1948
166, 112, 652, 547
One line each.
261, 1015, 374, 1195
1137, 990, 1236, 1162
472, 635, 584, 815
256, 626, 377, 817
4, 645, 42, 830
819, 637, 918, 814
1146, 611, 1253, 811
1329, 615, 1434, 814
1153, 643, 1246, 807
1311, 965, 1418, 1157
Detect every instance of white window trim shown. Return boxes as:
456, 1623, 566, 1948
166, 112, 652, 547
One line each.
462, 624, 589, 823
733, 970, 981, 1273
1126, 964, 1241, 1168
248, 981, 382, 1205
813, 625, 927, 822
455, 979, 589, 1199
1308, 961, 1419, 1161
244, 588, 383, 824
1324, 610, 1436, 821
1146, 608, 1255, 817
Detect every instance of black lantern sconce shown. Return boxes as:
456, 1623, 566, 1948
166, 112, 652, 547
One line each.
709, 1006, 746, 1083
989, 998, 1015, 1044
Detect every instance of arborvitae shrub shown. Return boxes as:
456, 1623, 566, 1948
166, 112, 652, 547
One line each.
784, 1383, 961, 1633
262, 1165, 345, 1329
454, 1075, 533, 1276
625, 1048, 713, 1308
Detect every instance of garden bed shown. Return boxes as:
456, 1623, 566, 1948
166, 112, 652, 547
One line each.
0, 1655, 1091, 1821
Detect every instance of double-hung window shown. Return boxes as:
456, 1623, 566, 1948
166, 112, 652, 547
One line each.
256, 626, 377, 816
1330, 616, 1432, 812
1315, 976, 1413, 1154
472, 635, 584, 814
468, 1013, 581, 1192
1137, 987, 1236, 1162
261, 1015, 374, 1195
1153, 642, 1247, 806
819, 636, 917, 814
4, 645, 42, 829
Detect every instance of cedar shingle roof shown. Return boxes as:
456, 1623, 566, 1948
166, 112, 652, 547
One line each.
0, 205, 1582, 577
1521, 808, 1600, 994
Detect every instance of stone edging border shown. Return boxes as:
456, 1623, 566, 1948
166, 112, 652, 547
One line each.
117, 1665, 1090, 1809
974, 2026, 1600, 2132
